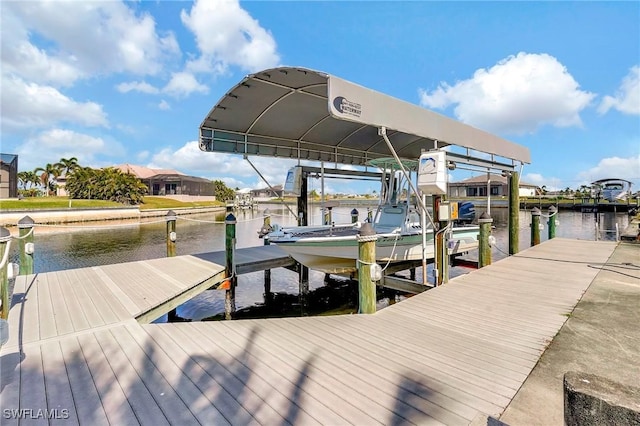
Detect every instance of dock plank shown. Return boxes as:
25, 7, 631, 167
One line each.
183, 321, 374, 426
40, 340, 79, 425
2, 239, 622, 425
77, 333, 140, 425
59, 337, 110, 426
117, 323, 232, 426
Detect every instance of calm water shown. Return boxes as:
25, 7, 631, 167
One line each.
7, 204, 629, 320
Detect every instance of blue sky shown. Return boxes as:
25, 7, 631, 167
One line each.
2, 1, 639, 194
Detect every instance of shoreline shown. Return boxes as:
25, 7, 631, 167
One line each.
0, 205, 227, 228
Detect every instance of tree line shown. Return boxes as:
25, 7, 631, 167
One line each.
18, 157, 235, 205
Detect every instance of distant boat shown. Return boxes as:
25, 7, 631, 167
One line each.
590, 179, 633, 202
268, 158, 479, 274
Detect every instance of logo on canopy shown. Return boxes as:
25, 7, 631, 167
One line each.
333, 96, 362, 118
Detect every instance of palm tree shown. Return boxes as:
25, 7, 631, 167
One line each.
55, 157, 79, 176
35, 163, 62, 196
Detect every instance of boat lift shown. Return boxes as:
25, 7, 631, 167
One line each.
199, 67, 531, 287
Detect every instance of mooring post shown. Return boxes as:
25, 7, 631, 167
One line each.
165, 211, 178, 321
263, 211, 272, 306
367, 208, 373, 223
0, 228, 11, 320
18, 216, 35, 276
297, 175, 309, 313
530, 207, 541, 246
166, 210, 177, 257
351, 208, 359, 223
548, 205, 557, 239
357, 222, 378, 314
508, 171, 520, 255
225, 213, 237, 320
478, 212, 493, 268
323, 207, 332, 225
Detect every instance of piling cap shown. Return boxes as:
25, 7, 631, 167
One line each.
18, 215, 35, 228
357, 222, 378, 242
549, 205, 557, 213
531, 207, 541, 215
165, 210, 177, 220
225, 213, 237, 224
478, 211, 493, 223
351, 208, 359, 215
0, 227, 10, 242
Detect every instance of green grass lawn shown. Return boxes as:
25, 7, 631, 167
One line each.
0, 196, 224, 211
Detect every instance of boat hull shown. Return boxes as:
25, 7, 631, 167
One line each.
273, 228, 479, 274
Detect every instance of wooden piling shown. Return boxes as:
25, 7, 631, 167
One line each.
18, 215, 35, 276
367, 208, 373, 223
530, 207, 541, 246
351, 209, 359, 223
508, 171, 520, 255
0, 228, 11, 320
548, 205, 557, 239
297, 175, 309, 312
166, 210, 177, 258
263, 215, 272, 306
225, 213, 237, 320
478, 212, 493, 268
165, 211, 178, 321
357, 222, 377, 314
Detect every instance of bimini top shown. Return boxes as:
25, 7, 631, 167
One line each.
199, 67, 530, 167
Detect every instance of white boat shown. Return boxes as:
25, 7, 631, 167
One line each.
268, 158, 479, 274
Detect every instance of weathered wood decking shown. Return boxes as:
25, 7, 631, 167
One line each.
0, 239, 618, 425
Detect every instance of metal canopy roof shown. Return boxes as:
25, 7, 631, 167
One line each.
199, 67, 530, 167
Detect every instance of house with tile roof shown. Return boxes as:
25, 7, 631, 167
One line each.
115, 164, 214, 196
449, 173, 540, 198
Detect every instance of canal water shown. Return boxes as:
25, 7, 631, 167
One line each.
7, 204, 629, 320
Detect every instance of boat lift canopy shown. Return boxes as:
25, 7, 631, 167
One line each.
199, 67, 530, 172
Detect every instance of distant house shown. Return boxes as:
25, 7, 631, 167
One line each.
115, 164, 214, 196
251, 185, 284, 199
0, 153, 18, 198
449, 174, 540, 198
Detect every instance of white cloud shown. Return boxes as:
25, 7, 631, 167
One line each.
419, 52, 596, 135
578, 155, 640, 184
16, 129, 125, 171
180, 0, 280, 76
2, 1, 179, 84
149, 141, 298, 185
163, 72, 209, 97
598, 66, 640, 116
116, 81, 160, 94
158, 100, 171, 110
1, 75, 108, 130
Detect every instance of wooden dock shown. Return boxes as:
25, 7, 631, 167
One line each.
0, 239, 618, 425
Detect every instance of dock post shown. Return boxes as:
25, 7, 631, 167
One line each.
508, 171, 520, 255
357, 223, 378, 314
548, 205, 557, 239
530, 207, 541, 246
165, 211, 178, 321
351, 209, 359, 223
263, 211, 272, 306
18, 216, 35, 276
367, 208, 373, 223
225, 213, 237, 320
297, 176, 309, 313
166, 210, 177, 257
478, 212, 493, 268
0, 228, 11, 320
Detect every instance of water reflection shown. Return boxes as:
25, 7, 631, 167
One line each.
6, 205, 629, 320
